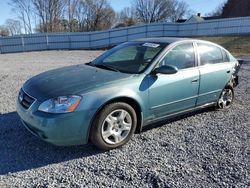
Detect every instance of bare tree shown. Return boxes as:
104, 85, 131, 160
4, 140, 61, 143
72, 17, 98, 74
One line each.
134, 0, 190, 23
9, 0, 33, 34
206, 2, 225, 17
77, 0, 115, 31
170, 1, 190, 21
5, 19, 22, 36
134, 0, 175, 23
66, 0, 81, 31
74, 2, 87, 31
117, 7, 138, 27
33, 0, 67, 32
0, 26, 10, 37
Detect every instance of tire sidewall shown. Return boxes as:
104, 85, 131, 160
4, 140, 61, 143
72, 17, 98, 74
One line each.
90, 102, 137, 150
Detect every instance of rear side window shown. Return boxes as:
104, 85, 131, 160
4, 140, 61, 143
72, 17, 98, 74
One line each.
197, 43, 223, 65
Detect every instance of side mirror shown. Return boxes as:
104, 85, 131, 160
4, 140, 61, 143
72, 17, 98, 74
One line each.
152, 65, 178, 75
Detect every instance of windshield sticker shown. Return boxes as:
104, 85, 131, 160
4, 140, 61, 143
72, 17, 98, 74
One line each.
142, 43, 160, 48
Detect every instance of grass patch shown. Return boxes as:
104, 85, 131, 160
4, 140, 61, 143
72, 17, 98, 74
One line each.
196, 36, 250, 57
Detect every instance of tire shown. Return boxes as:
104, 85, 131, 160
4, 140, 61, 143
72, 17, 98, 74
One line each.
216, 86, 234, 109
90, 102, 137, 150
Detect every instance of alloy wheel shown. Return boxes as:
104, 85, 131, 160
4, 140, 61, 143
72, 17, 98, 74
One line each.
101, 109, 132, 145
218, 88, 233, 109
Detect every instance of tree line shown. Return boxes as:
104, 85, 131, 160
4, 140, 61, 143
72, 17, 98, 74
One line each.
0, 0, 191, 36
207, 0, 250, 18
2, 0, 249, 37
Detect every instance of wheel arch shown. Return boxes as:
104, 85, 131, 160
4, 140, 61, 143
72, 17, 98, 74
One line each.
87, 96, 143, 141
217, 78, 234, 99
217, 82, 235, 109
218, 80, 234, 101
226, 78, 234, 89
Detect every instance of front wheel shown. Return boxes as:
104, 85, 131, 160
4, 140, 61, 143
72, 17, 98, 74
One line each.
90, 102, 137, 150
217, 87, 234, 109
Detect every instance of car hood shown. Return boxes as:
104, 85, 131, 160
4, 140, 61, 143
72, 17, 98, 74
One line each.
23, 64, 132, 101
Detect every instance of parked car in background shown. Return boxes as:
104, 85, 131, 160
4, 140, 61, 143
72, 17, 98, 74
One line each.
16, 37, 240, 150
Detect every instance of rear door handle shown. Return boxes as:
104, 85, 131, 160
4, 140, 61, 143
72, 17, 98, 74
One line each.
226, 70, 231, 73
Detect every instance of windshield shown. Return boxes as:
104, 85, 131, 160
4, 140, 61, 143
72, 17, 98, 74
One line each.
91, 41, 167, 74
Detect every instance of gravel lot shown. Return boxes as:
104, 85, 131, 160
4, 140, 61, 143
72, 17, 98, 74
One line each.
0, 51, 249, 187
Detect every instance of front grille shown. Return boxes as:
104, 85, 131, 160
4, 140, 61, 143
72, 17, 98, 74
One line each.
18, 89, 36, 109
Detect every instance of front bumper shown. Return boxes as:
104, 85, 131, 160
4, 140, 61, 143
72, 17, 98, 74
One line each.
16, 98, 95, 146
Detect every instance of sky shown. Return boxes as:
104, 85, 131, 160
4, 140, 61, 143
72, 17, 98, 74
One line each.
0, 0, 226, 25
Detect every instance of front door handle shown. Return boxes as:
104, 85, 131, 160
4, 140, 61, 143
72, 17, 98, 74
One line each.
191, 78, 199, 83
226, 70, 231, 73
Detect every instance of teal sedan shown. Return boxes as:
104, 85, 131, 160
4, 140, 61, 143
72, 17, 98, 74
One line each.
16, 38, 240, 150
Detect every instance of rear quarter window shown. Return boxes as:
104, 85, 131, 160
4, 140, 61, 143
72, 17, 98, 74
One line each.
221, 49, 230, 62
228, 52, 237, 62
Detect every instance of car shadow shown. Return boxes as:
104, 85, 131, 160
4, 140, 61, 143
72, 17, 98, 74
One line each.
141, 107, 215, 132
0, 107, 215, 175
0, 112, 102, 175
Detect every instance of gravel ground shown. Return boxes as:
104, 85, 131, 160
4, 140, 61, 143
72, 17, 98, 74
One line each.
0, 51, 249, 187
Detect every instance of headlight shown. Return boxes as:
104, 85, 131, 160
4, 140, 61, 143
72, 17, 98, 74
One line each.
38, 95, 82, 113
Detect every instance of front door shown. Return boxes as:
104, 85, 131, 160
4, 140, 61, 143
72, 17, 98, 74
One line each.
148, 42, 200, 119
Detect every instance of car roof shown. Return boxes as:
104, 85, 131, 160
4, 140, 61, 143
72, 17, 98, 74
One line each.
134, 37, 216, 45
134, 37, 191, 44
133, 37, 229, 51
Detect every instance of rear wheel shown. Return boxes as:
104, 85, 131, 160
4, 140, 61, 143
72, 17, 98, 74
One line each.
217, 87, 234, 109
90, 102, 137, 150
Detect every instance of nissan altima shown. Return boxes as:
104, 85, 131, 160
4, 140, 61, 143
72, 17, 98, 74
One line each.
16, 38, 240, 150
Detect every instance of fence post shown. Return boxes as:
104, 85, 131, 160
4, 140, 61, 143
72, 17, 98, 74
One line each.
21, 36, 24, 52
46, 33, 49, 50
0, 37, 2, 54
88, 33, 91, 49
126, 28, 128, 42
68, 33, 71, 50
238, 18, 242, 36
108, 30, 110, 48
162, 23, 164, 37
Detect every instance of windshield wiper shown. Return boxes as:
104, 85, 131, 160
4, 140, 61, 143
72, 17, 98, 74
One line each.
85, 61, 92, 65
93, 64, 120, 72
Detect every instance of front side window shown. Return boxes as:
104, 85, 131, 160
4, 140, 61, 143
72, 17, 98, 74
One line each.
197, 43, 223, 65
159, 43, 195, 69
92, 42, 166, 74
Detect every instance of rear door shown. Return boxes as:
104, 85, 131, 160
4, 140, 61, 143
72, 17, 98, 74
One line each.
148, 42, 200, 119
196, 42, 233, 106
